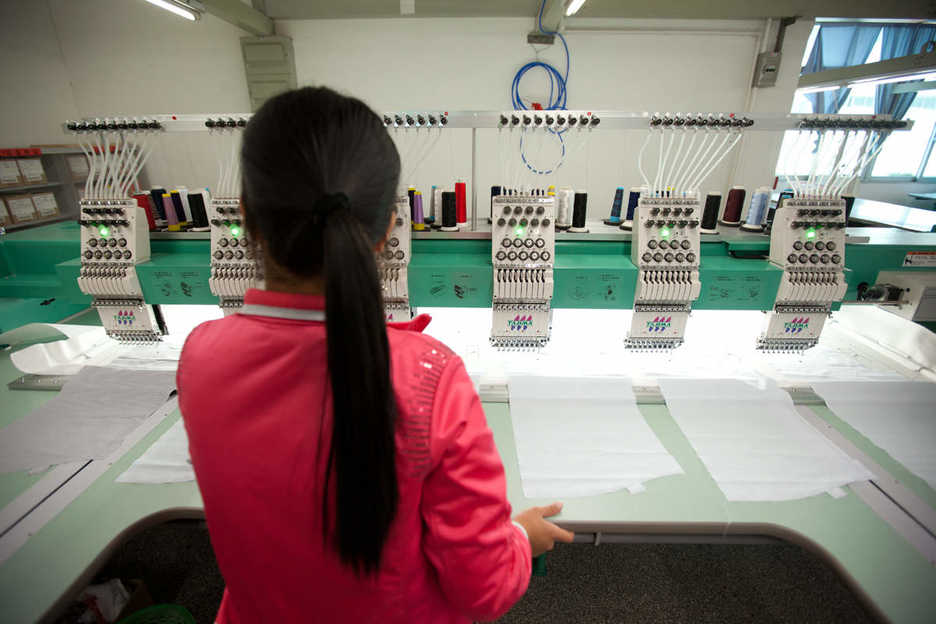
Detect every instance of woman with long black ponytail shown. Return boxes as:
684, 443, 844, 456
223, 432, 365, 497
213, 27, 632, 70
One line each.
178, 87, 572, 623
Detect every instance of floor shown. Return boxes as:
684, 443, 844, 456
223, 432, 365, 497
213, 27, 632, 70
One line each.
69, 521, 876, 623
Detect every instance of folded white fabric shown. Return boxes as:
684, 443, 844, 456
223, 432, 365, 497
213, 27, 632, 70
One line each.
508, 375, 684, 498
659, 378, 872, 502
0, 366, 176, 473
117, 419, 194, 484
812, 381, 936, 491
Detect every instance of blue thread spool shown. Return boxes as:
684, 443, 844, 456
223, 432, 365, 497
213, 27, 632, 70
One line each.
620, 187, 641, 230
604, 187, 624, 225
741, 186, 770, 232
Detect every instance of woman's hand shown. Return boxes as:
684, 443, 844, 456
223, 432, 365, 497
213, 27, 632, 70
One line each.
513, 502, 575, 557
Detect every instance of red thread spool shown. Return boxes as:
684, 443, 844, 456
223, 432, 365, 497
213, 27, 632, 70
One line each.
455, 181, 467, 224
720, 186, 745, 226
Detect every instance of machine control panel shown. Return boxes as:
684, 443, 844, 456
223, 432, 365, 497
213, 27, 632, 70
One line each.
627, 197, 702, 350
490, 194, 556, 348
209, 197, 260, 311
379, 195, 413, 321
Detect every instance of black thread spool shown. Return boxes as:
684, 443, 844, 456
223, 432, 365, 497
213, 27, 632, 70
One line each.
149, 187, 167, 221
570, 192, 588, 233
700, 192, 721, 233
188, 192, 210, 229
842, 195, 855, 225
490, 185, 502, 224
440, 191, 458, 231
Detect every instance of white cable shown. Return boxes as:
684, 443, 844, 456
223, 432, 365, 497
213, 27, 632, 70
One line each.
653, 128, 665, 196
658, 129, 678, 196
679, 130, 718, 196
831, 130, 869, 197
691, 131, 744, 193
668, 128, 694, 196
673, 128, 706, 194
820, 130, 849, 198
805, 130, 828, 197
636, 130, 653, 190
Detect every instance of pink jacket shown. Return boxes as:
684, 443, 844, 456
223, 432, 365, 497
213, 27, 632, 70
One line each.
177, 288, 531, 623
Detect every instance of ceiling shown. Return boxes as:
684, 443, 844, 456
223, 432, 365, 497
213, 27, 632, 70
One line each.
259, 0, 936, 20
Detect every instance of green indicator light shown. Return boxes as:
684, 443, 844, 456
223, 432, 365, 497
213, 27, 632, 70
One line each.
98, 226, 109, 237
515, 227, 524, 237
230, 225, 241, 238
660, 227, 670, 238
806, 229, 816, 239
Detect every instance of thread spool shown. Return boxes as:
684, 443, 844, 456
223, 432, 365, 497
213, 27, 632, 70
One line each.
700, 192, 721, 234
720, 186, 745, 226
620, 187, 641, 231
162, 193, 178, 230
149, 187, 167, 221
570, 191, 588, 233
187, 191, 210, 230
412, 191, 425, 231
556, 186, 573, 229
490, 185, 502, 224
407, 186, 416, 223
741, 186, 770, 232
604, 187, 624, 225
440, 191, 458, 231
427, 185, 440, 225
842, 195, 855, 225
455, 181, 467, 224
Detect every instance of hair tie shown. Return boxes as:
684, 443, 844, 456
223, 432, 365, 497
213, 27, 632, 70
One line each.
311, 192, 350, 227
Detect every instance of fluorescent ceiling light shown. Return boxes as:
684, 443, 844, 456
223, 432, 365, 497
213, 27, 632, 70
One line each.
849, 71, 936, 87
142, 0, 199, 21
565, 0, 587, 17
798, 85, 839, 94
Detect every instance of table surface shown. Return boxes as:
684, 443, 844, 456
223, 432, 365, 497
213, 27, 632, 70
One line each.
1, 316, 936, 623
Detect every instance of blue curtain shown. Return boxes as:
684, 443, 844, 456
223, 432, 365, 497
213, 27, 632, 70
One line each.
875, 24, 936, 119
802, 24, 881, 114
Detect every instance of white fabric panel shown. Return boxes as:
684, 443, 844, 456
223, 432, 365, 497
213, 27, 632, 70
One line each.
116, 419, 194, 484
10, 324, 109, 375
812, 381, 936, 491
659, 378, 873, 502
508, 375, 684, 498
0, 367, 176, 473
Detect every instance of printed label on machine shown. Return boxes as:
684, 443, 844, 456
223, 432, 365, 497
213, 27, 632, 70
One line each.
902, 251, 936, 267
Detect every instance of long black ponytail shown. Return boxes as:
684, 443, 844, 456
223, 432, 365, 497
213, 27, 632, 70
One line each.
240, 87, 400, 575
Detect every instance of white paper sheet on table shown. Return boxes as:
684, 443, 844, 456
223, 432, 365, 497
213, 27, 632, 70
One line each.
658, 378, 873, 502
10, 324, 110, 375
811, 381, 936, 491
508, 375, 684, 498
116, 419, 194, 484
0, 366, 176, 473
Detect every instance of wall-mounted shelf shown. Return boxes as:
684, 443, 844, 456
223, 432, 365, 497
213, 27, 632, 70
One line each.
0, 181, 62, 194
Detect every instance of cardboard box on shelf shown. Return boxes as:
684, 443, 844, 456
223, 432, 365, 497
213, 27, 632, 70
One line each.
0, 158, 22, 187
6, 194, 37, 223
66, 154, 89, 180
16, 157, 46, 184
0, 197, 10, 224
32, 192, 59, 218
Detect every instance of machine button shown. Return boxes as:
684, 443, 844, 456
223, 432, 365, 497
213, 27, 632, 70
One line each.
84, 250, 93, 259
229, 238, 239, 246
650, 207, 660, 215
826, 242, 836, 251
88, 239, 97, 247
383, 249, 394, 259
508, 218, 517, 226
644, 220, 654, 228
94, 250, 103, 259
219, 239, 228, 247
793, 241, 803, 250
513, 206, 523, 215
541, 251, 551, 261
496, 251, 506, 260
118, 238, 127, 247
235, 250, 244, 259
520, 218, 528, 226
648, 240, 658, 249
820, 254, 829, 264
809, 254, 819, 264
798, 209, 808, 216
672, 208, 682, 217
660, 208, 671, 216
508, 251, 518, 261
503, 206, 511, 215
686, 252, 696, 263
832, 254, 841, 264
664, 252, 674, 262
676, 252, 685, 262
530, 218, 539, 227
225, 250, 234, 259
124, 250, 132, 259
525, 206, 534, 215
241, 238, 250, 247
653, 252, 663, 262
502, 239, 511, 248
667, 221, 676, 229
524, 238, 534, 248
815, 241, 825, 251
684, 207, 694, 215
788, 253, 798, 263
535, 238, 545, 248
799, 254, 808, 263
513, 238, 523, 247
642, 252, 652, 262
542, 219, 550, 227
214, 250, 223, 259
389, 237, 399, 247
103, 250, 113, 259
497, 218, 506, 226
518, 251, 529, 261
530, 251, 540, 261
680, 239, 691, 250
99, 238, 108, 246
804, 241, 814, 251
536, 206, 545, 215
113, 250, 124, 260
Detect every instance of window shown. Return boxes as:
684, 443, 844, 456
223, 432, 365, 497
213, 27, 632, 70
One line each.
869, 81, 936, 178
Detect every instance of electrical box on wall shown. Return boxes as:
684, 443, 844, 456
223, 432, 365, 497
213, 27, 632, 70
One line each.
753, 51, 781, 88
241, 35, 298, 112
